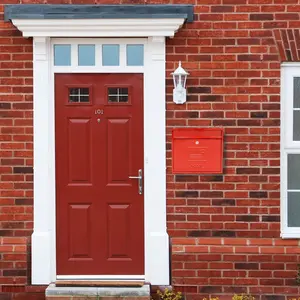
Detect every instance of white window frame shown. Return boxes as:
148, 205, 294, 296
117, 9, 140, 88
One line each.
9, 16, 186, 285
281, 63, 300, 238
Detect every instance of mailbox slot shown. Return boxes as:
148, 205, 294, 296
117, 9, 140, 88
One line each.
172, 128, 224, 174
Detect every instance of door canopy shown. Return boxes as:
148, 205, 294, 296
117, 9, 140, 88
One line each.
4, 4, 193, 38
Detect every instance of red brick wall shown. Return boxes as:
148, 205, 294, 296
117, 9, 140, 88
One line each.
0, 0, 298, 299
165, 1, 300, 299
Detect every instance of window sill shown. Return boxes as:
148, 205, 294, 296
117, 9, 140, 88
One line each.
281, 231, 300, 239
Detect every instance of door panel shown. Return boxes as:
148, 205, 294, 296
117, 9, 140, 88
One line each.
68, 204, 92, 259
107, 204, 130, 259
55, 73, 144, 275
107, 118, 131, 184
68, 118, 92, 184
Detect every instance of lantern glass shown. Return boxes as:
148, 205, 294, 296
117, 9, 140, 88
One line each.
182, 74, 187, 87
173, 74, 187, 88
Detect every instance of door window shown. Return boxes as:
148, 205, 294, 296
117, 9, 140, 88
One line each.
69, 88, 90, 103
108, 87, 129, 103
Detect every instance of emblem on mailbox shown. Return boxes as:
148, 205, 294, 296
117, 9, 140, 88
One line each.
172, 128, 224, 174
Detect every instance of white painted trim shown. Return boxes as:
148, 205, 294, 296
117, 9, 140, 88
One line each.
31, 36, 169, 285
281, 232, 300, 238
280, 64, 300, 238
31, 36, 55, 285
12, 18, 185, 38
282, 62, 300, 67
53, 67, 144, 73
56, 275, 144, 280
52, 38, 150, 45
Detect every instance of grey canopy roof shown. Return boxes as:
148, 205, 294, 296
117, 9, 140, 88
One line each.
4, 4, 194, 23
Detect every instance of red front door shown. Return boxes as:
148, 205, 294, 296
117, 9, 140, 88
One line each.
55, 73, 144, 275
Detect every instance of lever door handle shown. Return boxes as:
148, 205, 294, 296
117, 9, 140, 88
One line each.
128, 169, 143, 195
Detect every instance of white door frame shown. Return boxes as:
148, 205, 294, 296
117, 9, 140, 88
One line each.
9, 18, 186, 285
32, 36, 168, 284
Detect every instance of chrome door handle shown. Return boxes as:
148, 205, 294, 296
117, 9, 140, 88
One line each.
129, 169, 143, 195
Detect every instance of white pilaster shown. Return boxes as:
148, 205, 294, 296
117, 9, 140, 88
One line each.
144, 36, 169, 285
32, 36, 55, 284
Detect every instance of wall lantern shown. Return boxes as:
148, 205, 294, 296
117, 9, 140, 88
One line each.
171, 61, 189, 104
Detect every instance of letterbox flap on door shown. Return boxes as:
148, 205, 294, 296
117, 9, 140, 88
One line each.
172, 128, 224, 174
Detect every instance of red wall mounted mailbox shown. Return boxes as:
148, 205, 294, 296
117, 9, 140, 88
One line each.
172, 128, 224, 174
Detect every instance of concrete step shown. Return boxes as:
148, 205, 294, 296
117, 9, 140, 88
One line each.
46, 283, 150, 300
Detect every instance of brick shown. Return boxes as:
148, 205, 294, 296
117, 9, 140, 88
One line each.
185, 229, 209, 237
249, 191, 268, 198
237, 119, 261, 126
234, 278, 258, 285
260, 279, 284, 285
224, 270, 247, 277
175, 191, 199, 198
188, 87, 211, 94
235, 263, 259, 270
212, 231, 236, 237
13, 167, 33, 174
199, 286, 223, 293
236, 215, 259, 222
262, 215, 280, 222
185, 246, 209, 253
212, 199, 235, 206
238, 54, 261, 61
3, 270, 26, 276
213, 120, 236, 126
251, 111, 268, 118
175, 111, 199, 118
200, 111, 224, 118
236, 168, 260, 174
249, 271, 272, 277
211, 6, 234, 12
250, 14, 274, 20
175, 175, 198, 182
200, 191, 223, 197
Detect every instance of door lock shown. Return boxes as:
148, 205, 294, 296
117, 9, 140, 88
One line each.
129, 169, 143, 195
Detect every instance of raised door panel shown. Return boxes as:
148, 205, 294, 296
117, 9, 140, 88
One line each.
68, 204, 92, 260
107, 118, 131, 185
68, 118, 92, 185
107, 204, 131, 260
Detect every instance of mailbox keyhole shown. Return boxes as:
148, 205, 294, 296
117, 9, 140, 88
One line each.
195, 141, 199, 145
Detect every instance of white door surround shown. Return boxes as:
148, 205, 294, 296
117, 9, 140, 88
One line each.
7, 14, 189, 285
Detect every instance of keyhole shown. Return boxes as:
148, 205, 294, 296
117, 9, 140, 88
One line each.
97, 119, 101, 123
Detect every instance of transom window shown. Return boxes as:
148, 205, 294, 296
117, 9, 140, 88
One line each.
53, 43, 144, 67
